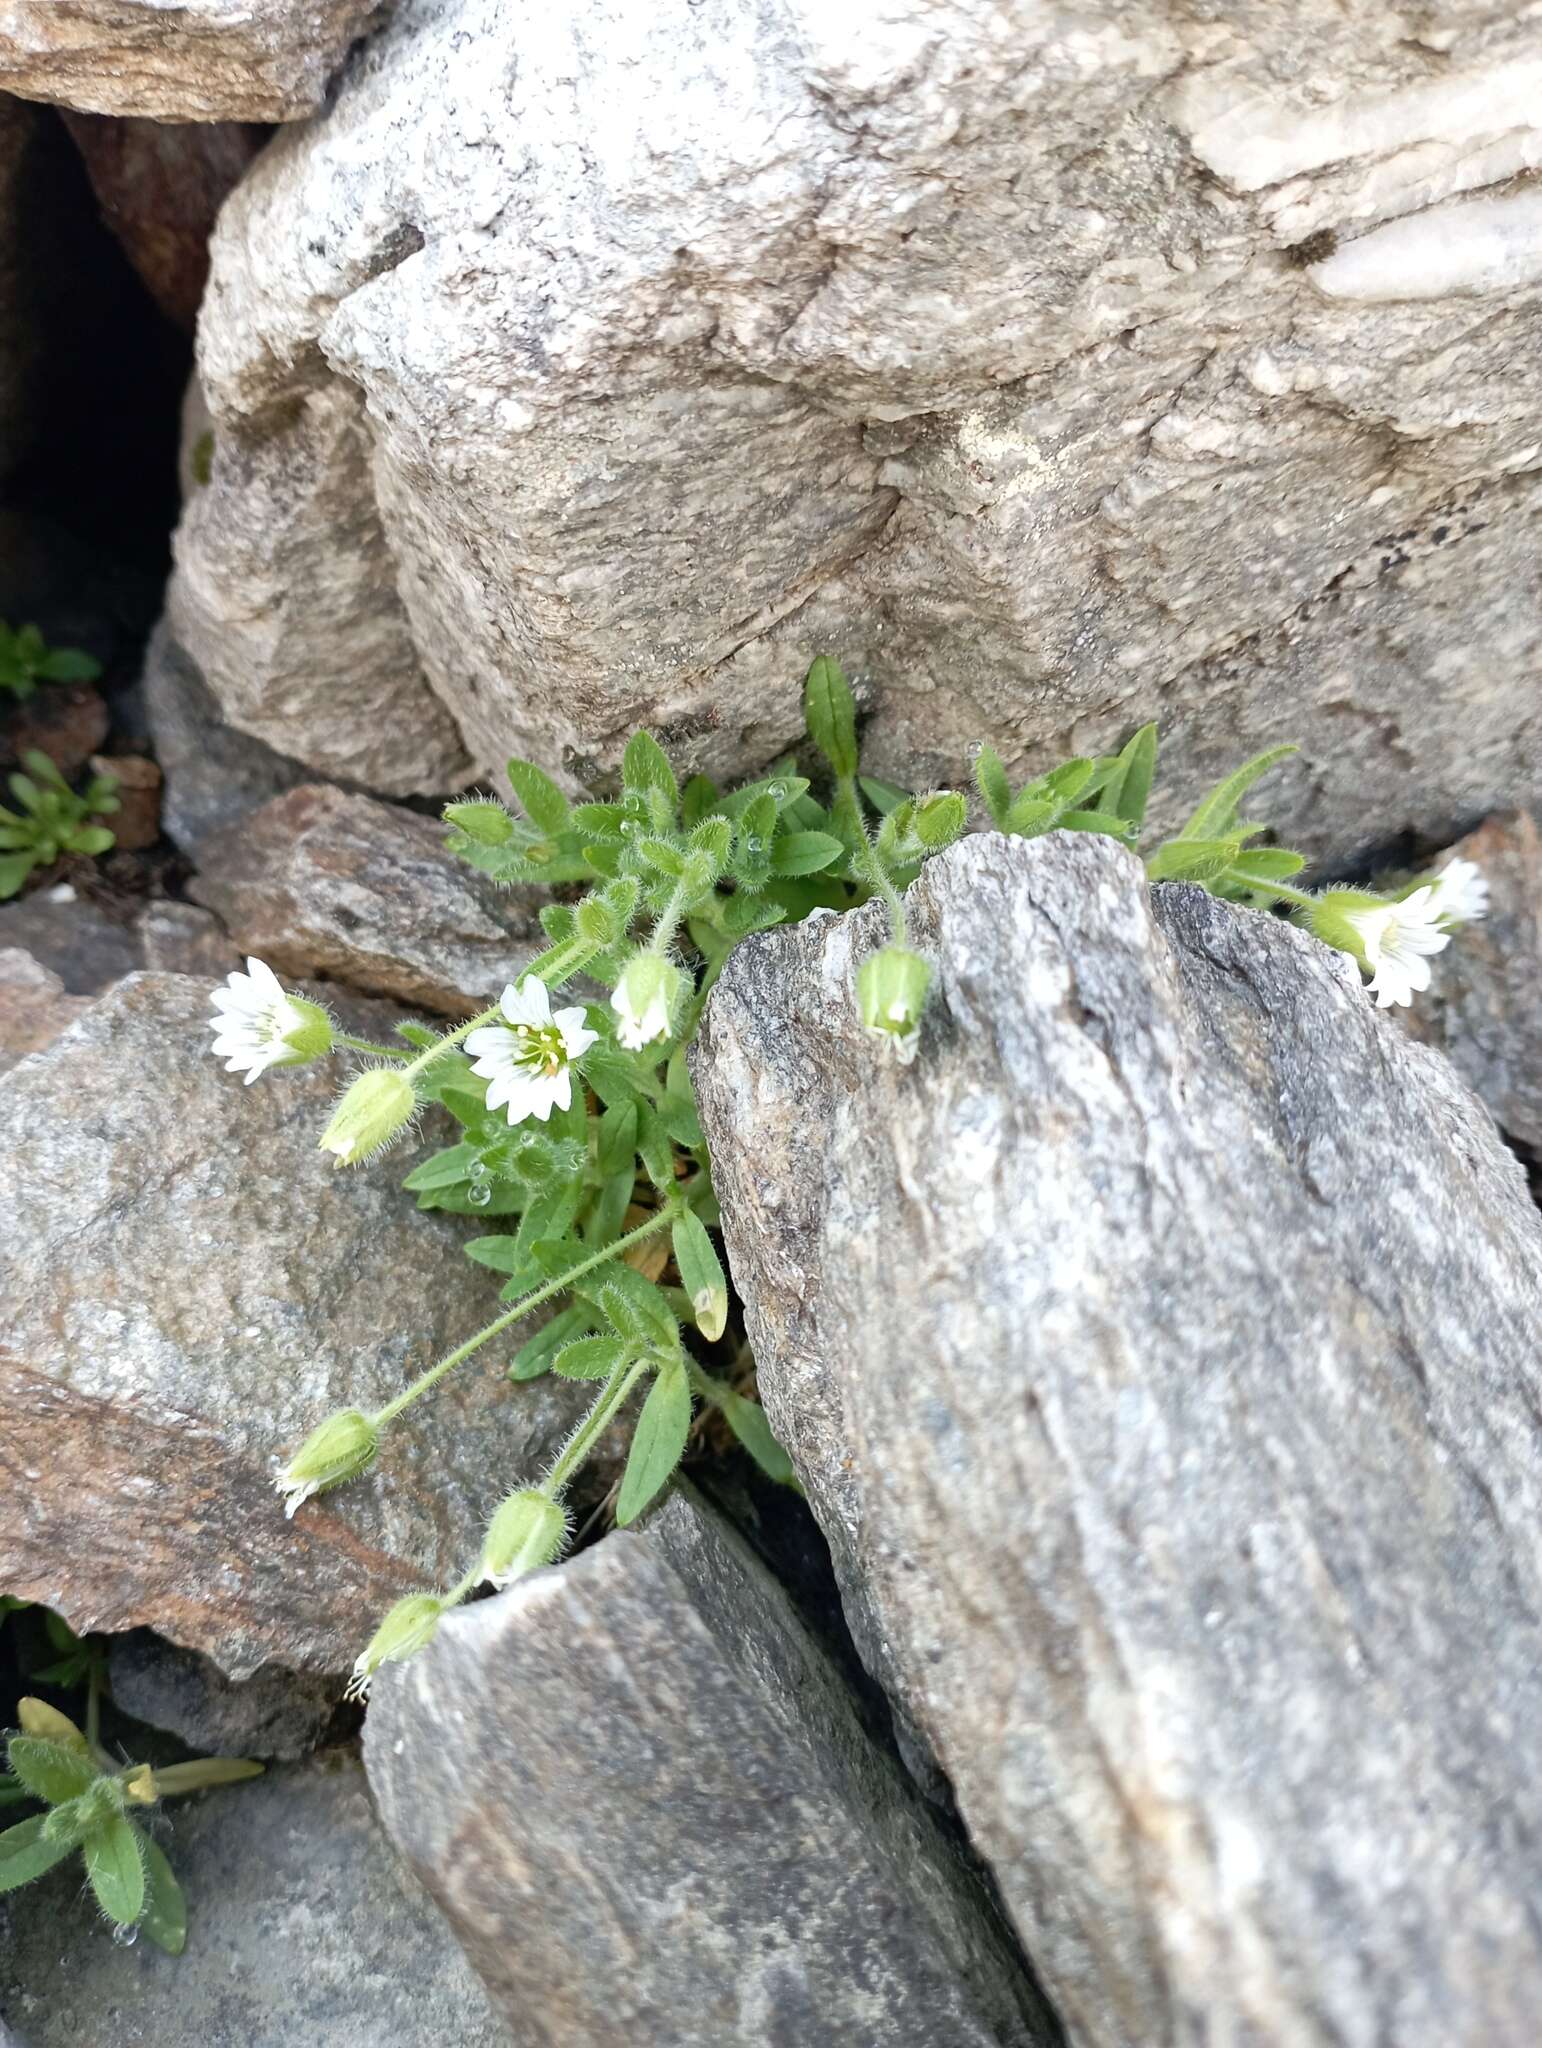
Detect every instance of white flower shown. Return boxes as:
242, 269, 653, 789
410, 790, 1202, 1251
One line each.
1345, 887, 1451, 1009
1428, 854, 1489, 926
465, 977, 598, 1124
208, 957, 323, 1083
610, 957, 682, 1051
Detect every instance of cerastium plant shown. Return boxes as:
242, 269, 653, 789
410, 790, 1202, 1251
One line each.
0, 620, 101, 703
207, 658, 1487, 1693
0, 750, 119, 900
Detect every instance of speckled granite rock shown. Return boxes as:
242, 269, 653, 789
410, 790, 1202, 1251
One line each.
0, 972, 588, 1680
0, 1751, 512, 2048
367, 1484, 1051, 2048
189, 784, 544, 1016
108, 1629, 339, 1761
693, 830, 1542, 2048
0, 947, 87, 1074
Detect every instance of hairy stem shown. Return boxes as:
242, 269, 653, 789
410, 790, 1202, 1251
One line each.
542, 1358, 650, 1499
836, 773, 908, 944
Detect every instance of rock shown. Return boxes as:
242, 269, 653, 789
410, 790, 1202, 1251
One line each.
141, 618, 312, 856
692, 831, 1542, 2048
0, 1750, 514, 2047
366, 1484, 1051, 2048
0, 946, 87, 1073
172, 0, 1542, 854
108, 1629, 339, 1761
136, 899, 240, 978
90, 751, 161, 850
1397, 812, 1542, 1153
0, 883, 142, 991
189, 784, 545, 1015
60, 112, 265, 330
0, 972, 591, 1680
1, 681, 111, 779
0, 1, 382, 123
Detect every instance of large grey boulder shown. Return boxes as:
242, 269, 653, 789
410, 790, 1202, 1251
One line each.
173, 0, 1542, 855
366, 1484, 1051, 2048
0, 1, 381, 122
692, 832, 1542, 2048
0, 1751, 512, 2047
0, 973, 588, 1681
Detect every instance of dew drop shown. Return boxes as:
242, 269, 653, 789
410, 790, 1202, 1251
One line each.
768, 781, 786, 800
466, 1181, 493, 1208
111, 1924, 138, 1949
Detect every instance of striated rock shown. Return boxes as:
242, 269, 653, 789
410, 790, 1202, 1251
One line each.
1398, 811, 1542, 1152
60, 112, 264, 330
108, 1629, 338, 1761
174, 0, 1542, 854
0, 946, 87, 1073
693, 831, 1542, 2048
142, 618, 312, 855
0, 1750, 513, 2047
189, 784, 544, 1015
367, 1484, 1050, 2048
0, 0, 381, 123
0, 973, 589, 1680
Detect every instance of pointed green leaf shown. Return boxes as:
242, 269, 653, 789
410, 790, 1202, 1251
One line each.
401, 1142, 479, 1192
138, 1833, 186, 1955
803, 656, 859, 778
1179, 745, 1296, 841
974, 744, 1012, 827
554, 1335, 629, 1381
858, 775, 910, 816
505, 756, 571, 836
1226, 846, 1306, 882
769, 830, 844, 877
718, 1388, 797, 1486
83, 1814, 145, 1929
1145, 836, 1242, 884
509, 1302, 596, 1382
672, 1207, 728, 1340
615, 1358, 693, 1525
1103, 723, 1158, 829
0, 1813, 78, 1893
36, 648, 102, 684
6, 1737, 97, 1805
622, 731, 678, 804
596, 1263, 679, 1354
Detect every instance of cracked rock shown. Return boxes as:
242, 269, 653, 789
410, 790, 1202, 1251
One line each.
693, 830, 1542, 2048
366, 1483, 1051, 2048
188, 783, 546, 1016
0, 973, 590, 1681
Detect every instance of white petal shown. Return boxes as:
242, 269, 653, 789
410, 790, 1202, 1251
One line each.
555, 1009, 598, 1059
500, 977, 552, 1029
246, 957, 285, 1000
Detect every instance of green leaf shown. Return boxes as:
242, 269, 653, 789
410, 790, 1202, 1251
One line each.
464, 1234, 526, 1275
594, 1264, 679, 1354
1103, 723, 1158, 830
1145, 836, 1242, 884
672, 1208, 728, 1340
615, 1358, 693, 1525
554, 1335, 628, 1381
622, 731, 678, 805
1226, 846, 1306, 882
596, 1098, 639, 1177
402, 1142, 479, 1192
36, 648, 102, 683
0, 851, 37, 897
505, 756, 571, 836
509, 1302, 595, 1382
679, 773, 720, 826
5, 1736, 97, 1805
717, 1388, 797, 1486
858, 774, 910, 816
1179, 745, 1296, 841
657, 1090, 704, 1149
83, 1814, 145, 1929
974, 745, 1011, 827
0, 1814, 78, 1894
803, 655, 859, 779
1002, 794, 1058, 837
1056, 808, 1140, 841
138, 1833, 186, 1955
638, 837, 685, 876
769, 830, 844, 877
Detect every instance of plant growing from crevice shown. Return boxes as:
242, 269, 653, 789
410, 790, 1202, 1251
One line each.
0, 1603, 261, 1951
0, 750, 119, 899
0, 621, 101, 703
202, 657, 1487, 1691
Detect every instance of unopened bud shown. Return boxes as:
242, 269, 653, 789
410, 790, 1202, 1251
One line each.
857, 945, 931, 1064
17, 1698, 87, 1751
346, 1593, 444, 1701
276, 1407, 378, 1518
319, 1067, 417, 1167
611, 954, 686, 1052
480, 1488, 569, 1589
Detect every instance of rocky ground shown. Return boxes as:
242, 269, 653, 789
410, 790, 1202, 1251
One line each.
3, 5, 1542, 2046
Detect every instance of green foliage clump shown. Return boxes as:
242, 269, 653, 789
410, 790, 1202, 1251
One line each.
0, 621, 101, 703
0, 751, 119, 899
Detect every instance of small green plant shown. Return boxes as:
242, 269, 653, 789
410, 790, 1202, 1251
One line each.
0, 1606, 261, 1950
203, 658, 1486, 1692
0, 621, 102, 703
0, 750, 119, 899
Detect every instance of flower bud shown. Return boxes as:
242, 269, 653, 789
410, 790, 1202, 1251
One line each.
275, 1407, 378, 1518
319, 1067, 417, 1167
346, 1593, 445, 1701
611, 954, 687, 1052
480, 1488, 569, 1589
278, 994, 334, 1065
857, 945, 931, 1064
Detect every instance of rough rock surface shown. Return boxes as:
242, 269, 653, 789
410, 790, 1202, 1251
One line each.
367, 1484, 1050, 2048
189, 783, 545, 1015
0, 1, 381, 122
0, 883, 142, 991
60, 112, 264, 330
142, 618, 313, 856
108, 1628, 339, 1760
0, 973, 589, 1680
1398, 811, 1542, 1151
0, 946, 87, 1073
693, 831, 1542, 2048
0, 1750, 512, 2047
174, 0, 1542, 855
136, 899, 241, 979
